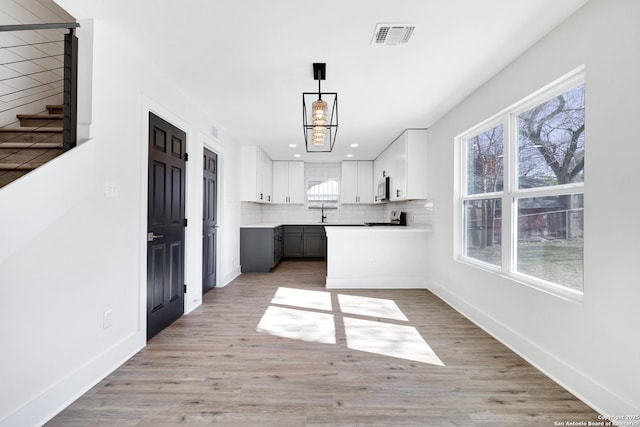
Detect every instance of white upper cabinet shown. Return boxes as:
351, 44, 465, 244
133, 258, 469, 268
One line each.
341, 161, 373, 204
373, 129, 428, 202
273, 161, 305, 204
272, 162, 288, 203
240, 145, 273, 203
373, 148, 389, 203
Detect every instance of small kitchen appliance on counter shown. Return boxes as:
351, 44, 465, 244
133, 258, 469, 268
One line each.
364, 211, 407, 226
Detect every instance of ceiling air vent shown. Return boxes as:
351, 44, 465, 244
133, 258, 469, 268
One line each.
371, 23, 415, 45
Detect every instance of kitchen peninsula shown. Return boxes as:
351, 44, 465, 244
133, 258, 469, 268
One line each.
324, 225, 430, 289
240, 222, 430, 289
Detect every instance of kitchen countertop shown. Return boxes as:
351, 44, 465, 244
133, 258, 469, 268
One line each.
325, 226, 431, 232
241, 222, 432, 230
241, 222, 366, 228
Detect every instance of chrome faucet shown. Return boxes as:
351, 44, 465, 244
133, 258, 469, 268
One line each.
321, 203, 327, 223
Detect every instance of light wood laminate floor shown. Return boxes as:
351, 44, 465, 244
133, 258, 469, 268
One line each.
48, 261, 600, 426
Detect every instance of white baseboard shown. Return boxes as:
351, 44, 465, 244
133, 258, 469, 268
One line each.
220, 266, 241, 288
426, 278, 638, 418
326, 276, 428, 289
1, 332, 144, 427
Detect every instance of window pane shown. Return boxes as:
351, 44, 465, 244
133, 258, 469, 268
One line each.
307, 179, 339, 209
516, 194, 584, 292
464, 199, 502, 267
466, 124, 504, 195
517, 84, 585, 188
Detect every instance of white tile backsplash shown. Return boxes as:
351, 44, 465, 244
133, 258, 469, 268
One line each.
384, 199, 434, 229
261, 202, 385, 224
242, 199, 434, 228
240, 202, 263, 225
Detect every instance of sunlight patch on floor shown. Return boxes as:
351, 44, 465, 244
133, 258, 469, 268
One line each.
257, 287, 444, 366
256, 306, 336, 344
271, 287, 333, 311
337, 294, 408, 321
343, 317, 444, 366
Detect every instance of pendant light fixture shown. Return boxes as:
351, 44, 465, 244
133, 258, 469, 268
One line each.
303, 63, 338, 152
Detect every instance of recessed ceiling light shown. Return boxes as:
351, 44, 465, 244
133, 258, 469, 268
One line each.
346, 154, 354, 158
294, 154, 301, 158
350, 143, 359, 148
289, 144, 297, 148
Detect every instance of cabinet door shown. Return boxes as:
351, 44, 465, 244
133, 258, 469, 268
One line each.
240, 146, 275, 203
389, 134, 407, 201
272, 161, 289, 203
357, 161, 374, 203
374, 148, 390, 203
303, 233, 324, 257
303, 226, 325, 257
283, 227, 304, 257
272, 226, 283, 266
255, 148, 266, 201
341, 161, 359, 203
262, 151, 273, 203
240, 228, 274, 273
240, 146, 258, 202
288, 161, 305, 204
405, 129, 428, 199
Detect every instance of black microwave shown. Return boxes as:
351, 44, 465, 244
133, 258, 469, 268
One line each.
377, 176, 390, 201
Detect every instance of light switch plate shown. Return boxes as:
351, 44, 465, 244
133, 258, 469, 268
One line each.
103, 309, 113, 329
105, 180, 119, 198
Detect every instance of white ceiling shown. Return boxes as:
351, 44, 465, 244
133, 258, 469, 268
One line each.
52, 0, 588, 162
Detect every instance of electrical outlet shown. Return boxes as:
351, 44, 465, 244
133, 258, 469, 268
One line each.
103, 309, 113, 329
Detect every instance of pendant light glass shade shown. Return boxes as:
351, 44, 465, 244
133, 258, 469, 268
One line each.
312, 99, 328, 124
302, 63, 338, 152
312, 98, 328, 145
312, 127, 325, 146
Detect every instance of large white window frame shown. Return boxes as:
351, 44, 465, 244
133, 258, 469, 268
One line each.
455, 67, 585, 301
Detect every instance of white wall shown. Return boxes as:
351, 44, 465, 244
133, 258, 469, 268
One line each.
424, 0, 639, 416
0, 18, 241, 426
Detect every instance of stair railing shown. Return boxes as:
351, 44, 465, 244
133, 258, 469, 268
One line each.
0, 22, 79, 187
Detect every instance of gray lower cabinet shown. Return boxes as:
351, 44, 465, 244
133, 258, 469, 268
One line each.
274, 226, 283, 263
303, 226, 326, 257
283, 225, 326, 258
283, 226, 304, 257
240, 226, 283, 272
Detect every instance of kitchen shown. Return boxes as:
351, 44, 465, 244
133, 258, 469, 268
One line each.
240, 129, 434, 289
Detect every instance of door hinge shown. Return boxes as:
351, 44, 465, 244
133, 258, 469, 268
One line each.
183, 218, 188, 227
184, 284, 187, 293
185, 152, 189, 161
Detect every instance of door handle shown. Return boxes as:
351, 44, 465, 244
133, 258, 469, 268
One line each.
147, 232, 164, 242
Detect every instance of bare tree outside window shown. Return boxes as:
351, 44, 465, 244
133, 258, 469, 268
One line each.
467, 124, 504, 194
464, 125, 504, 266
460, 75, 585, 294
518, 83, 585, 188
